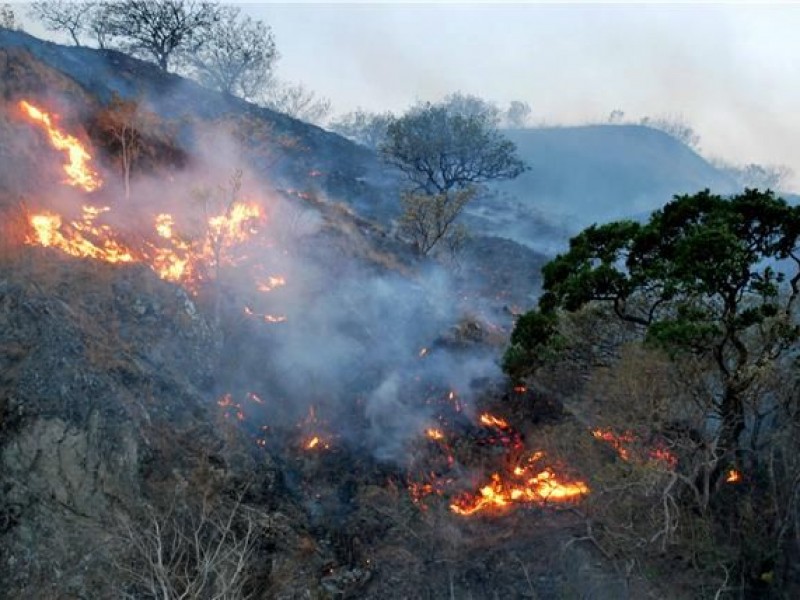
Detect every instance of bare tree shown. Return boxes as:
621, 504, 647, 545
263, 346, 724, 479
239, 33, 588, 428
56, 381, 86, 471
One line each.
259, 80, 331, 125
184, 5, 278, 100
504, 100, 532, 128
1, 3, 19, 29
28, 1, 94, 45
328, 108, 394, 149
639, 113, 701, 149
113, 490, 260, 600
399, 187, 475, 256
104, 0, 221, 71
93, 94, 152, 201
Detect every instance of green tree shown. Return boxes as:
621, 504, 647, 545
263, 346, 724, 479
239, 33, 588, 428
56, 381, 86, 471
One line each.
506, 189, 800, 476
381, 99, 526, 255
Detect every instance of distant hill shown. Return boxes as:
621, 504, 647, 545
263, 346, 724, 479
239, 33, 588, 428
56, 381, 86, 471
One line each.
488, 125, 740, 230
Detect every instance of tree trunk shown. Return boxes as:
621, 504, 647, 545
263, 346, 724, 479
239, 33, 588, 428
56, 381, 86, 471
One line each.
715, 383, 746, 480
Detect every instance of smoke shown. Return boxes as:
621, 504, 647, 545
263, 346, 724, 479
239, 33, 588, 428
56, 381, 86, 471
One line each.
3, 90, 505, 465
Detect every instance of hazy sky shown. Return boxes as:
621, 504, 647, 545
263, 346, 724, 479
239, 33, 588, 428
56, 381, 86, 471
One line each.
12, 1, 800, 188
236, 1, 800, 189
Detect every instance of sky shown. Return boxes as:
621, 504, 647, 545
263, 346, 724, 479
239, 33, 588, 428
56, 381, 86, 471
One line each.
237, 1, 800, 189
11, 1, 800, 189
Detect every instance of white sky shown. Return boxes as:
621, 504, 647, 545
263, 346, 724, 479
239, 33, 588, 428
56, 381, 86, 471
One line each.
12, 1, 800, 189
238, 1, 800, 189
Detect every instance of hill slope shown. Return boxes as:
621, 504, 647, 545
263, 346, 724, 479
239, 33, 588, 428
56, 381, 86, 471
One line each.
499, 125, 737, 223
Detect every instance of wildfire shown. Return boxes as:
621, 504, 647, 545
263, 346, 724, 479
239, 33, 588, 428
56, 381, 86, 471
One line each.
303, 435, 330, 451
592, 427, 677, 468
217, 393, 245, 421
726, 468, 742, 483
25, 200, 267, 292
18, 100, 102, 192
449, 452, 589, 516
257, 275, 286, 292
425, 428, 445, 441
244, 306, 287, 323
592, 428, 635, 461
26, 206, 137, 264
479, 413, 510, 429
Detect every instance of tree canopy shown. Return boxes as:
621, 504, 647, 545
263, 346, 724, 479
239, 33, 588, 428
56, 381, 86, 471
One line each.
381, 102, 526, 195
104, 0, 221, 71
506, 189, 800, 467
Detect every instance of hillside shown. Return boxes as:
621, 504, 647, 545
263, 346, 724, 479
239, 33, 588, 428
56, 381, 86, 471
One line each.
3, 26, 795, 599
499, 125, 737, 222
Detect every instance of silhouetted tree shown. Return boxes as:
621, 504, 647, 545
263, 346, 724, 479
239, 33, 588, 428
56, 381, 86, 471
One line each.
329, 108, 394, 150
104, 0, 220, 71
259, 80, 331, 125
505, 100, 532, 128
1, 3, 19, 29
28, 1, 97, 45
640, 113, 700, 149
185, 5, 277, 100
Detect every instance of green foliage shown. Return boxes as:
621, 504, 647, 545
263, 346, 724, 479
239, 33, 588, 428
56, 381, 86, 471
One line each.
503, 310, 562, 379
508, 188, 800, 459
381, 97, 526, 255
381, 103, 526, 195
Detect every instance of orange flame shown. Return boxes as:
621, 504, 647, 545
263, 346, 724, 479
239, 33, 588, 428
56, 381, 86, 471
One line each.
26, 206, 137, 263
25, 200, 268, 293
425, 428, 445, 441
592, 427, 677, 468
449, 452, 589, 516
304, 435, 330, 451
257, 275, 286, 292
479, 413, 510, 429
18, 100, 102, 192
726, 468, 741, 483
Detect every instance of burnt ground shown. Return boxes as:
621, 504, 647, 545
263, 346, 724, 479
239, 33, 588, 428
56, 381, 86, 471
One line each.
0, 242, 639, 599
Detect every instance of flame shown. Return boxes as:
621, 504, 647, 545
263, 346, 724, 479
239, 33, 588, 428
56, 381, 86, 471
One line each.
726, 468, 741, 483
217, 393, 245, 421
592, 427, 677, 468
257, 275, 286, 292
479, 413, 510, 429
449, 452, 589, 516
513, 385, 527, 394
26, 206, 137, 263
425, 428, 445, 441
244, 306, 287, 323
592, 428, 635, 461
25, 200, 267, 293
304, 435, 330, 451
18, 100, 102, 192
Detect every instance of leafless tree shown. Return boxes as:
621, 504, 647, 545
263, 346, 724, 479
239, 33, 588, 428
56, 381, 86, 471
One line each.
1, 2, 19, 29
28, 1, 95, 45
104, 0, 221, 71
112, 489, 260, 600
399, 187, 475, 256
93, 94, 152, 201
504, 100, 532, 128
184, 5, 278, 100
329, 108, 394, 150
259, 80, 332, 125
